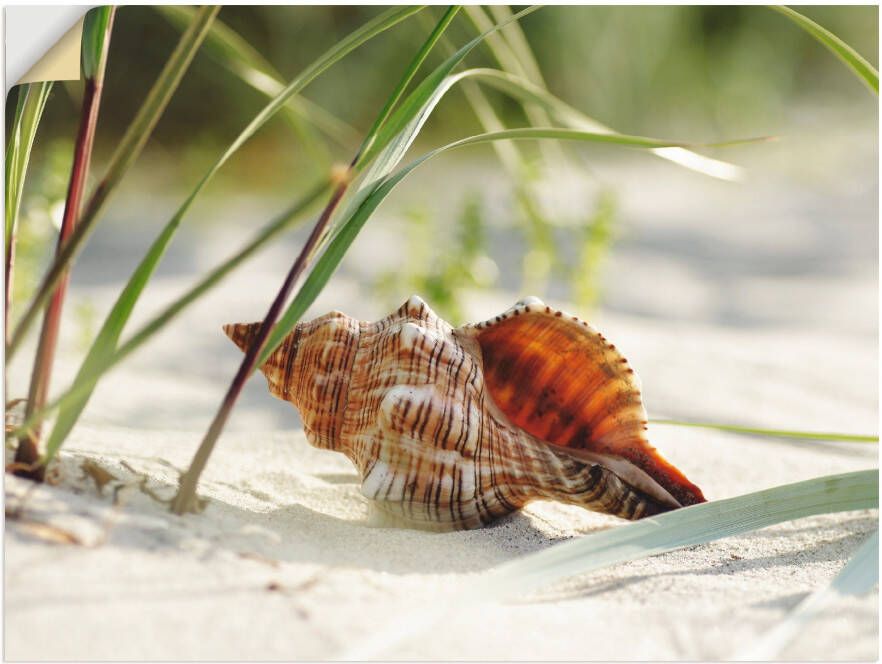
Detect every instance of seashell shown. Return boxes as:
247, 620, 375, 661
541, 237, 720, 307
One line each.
224, 295, 705, 530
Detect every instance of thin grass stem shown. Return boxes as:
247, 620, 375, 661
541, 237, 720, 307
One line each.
170, 5, 458, 515
769, 5, 878, 94
14, 8, 115, 479
12, 181, 329, 455
25, 5, 422, 472
6, 6, 221, 361
651, 418, 878, 443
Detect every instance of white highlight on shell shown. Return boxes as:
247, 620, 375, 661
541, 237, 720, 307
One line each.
361, 459, 392, 500
398, 322, 427, 351
405, 294, 426, 313
515, 295, 544, 308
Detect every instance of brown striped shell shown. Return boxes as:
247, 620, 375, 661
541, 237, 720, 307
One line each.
225, 295, 705, 530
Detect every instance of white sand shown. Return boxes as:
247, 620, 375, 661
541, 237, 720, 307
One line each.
5, 308, 878, 661
5, 109, 878, 660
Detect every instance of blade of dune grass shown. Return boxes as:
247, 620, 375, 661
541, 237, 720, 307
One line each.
331, 6, 544, 232
5, 81, 53, 340
770, 6, 878, 94
260, 126, 705, 367
12, 181, 330, 458
171, 5, 460, 514
155, 4, 360, 149
6, 5, 221, 361
652, 418, 878, 443
468, 67, 744, 180
15, 8, 115, 479
463, 6, 566, 171
735, 529, 879, 660
29, 7, 422, 470
342, 469, 879, 659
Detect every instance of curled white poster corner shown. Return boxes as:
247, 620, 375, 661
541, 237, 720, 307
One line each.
5, 6, 95, 93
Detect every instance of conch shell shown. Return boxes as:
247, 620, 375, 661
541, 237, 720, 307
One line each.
225, 296, 705, 530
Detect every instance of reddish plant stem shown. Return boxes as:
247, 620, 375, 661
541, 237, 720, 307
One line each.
15, 72, 108, 479
171, 166, 352, 513
6, 233, 17, 345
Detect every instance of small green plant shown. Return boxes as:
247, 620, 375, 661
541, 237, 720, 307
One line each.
374, 194, 496, 323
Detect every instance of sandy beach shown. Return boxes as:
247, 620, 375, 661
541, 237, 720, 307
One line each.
5, 105, 878, 660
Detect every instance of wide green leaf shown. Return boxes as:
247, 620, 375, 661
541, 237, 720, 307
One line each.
770, 5, 878, 94
343, 469, 878, 658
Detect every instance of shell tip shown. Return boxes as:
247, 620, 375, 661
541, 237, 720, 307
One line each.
223, 321, 261, 353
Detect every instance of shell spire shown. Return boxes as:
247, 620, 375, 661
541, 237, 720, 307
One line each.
225, 295, 706, 530
223, 311, 360, 450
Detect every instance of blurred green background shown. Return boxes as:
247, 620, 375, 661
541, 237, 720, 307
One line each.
12, 6, 878, 188
5, 5, 879, 325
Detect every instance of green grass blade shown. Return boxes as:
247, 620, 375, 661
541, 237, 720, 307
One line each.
260, 125, 699, 366
463, 5, 565, 169
5, 83, 53, 250
735, 530, 878, 660
486, 5, 546, 86
313, 9, 546, 321
81, 7, 114, 80
355, 6, 461, 164
7, 6, 221, 361
484, 470, 877, 597
168, 6, 458, 514
5, 82, 53, 325
155, 5, 360, 148
355, 6, 542, 177
770, 5, 878, 94
327, 7, 544, 287
652, 418, 878, 443
36, 7, 422, 462
22, 181, 328, 458
467, 67, 744, 180
343, 469, 879, 659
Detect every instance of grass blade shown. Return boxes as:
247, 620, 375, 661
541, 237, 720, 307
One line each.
35, 6, 422, 466
7, 6, 222, 361
331, 6, 543, 235
463, 5, 566, 170
15, 8, 115, 478
260, 125, 709, 365
468, 67, 744, 180
5, 82, 53, 337
770, 6, 878, 94
343, 469, 879, 659
652, 418, 878, 443
155, 5, 359, 150
13, 181, 328, 458
353, 6, 542, 180
170, 5, 457, 514
735, 530, 879, 660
